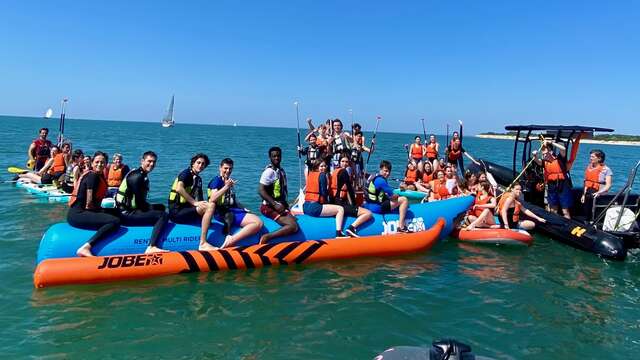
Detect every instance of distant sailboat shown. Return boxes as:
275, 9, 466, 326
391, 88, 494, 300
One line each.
233, 122, 238, 127
161, 95, 175, 128
44, 108, 53, 119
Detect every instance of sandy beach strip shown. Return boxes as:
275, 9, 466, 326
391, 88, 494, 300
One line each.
475, 134, 640, 147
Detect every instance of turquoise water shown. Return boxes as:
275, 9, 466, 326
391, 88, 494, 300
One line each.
1, 115, 639, 359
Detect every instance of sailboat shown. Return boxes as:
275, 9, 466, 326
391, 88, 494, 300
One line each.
161, 95, 175, 128
44, 108, 53, 119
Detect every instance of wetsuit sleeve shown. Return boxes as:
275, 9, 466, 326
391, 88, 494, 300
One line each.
128, 171, 150, 211
374, 177, 395, 197
338, 168, 356, 202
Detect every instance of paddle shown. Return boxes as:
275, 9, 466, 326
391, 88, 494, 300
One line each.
365, 116, 381, 166
294, 101, 304, 204
57, 98, 68, 146
7, 166, 30, 174
421, 118, 427, 143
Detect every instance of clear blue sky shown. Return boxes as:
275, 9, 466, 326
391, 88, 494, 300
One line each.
1, 0, 638, 134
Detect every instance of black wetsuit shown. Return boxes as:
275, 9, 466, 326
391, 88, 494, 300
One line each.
117, 167, 168, 248
67, 172, 121, 246
168, 168, 204, 224
332, 169, 359, 217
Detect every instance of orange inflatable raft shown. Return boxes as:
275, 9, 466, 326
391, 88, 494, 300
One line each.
34, 219, 445, 288
454, 228, 534, 246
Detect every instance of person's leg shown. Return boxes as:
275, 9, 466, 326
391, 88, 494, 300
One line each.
320, 204, 345, 234
223, 212, 263, 248
392, 197, 409, 230
351, 206, 372, 229
19, 172, 42, 184
467, 209, 491, 230
519, 220, 536, 230
122, 209, 170, 253
196, 202, 216, 250
70, 209, 121, 257
260, 213, 299, 244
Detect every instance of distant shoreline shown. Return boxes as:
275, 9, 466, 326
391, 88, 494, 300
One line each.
476, 134, 640, 147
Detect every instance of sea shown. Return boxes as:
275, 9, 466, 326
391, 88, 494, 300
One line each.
1, 115, 639, 359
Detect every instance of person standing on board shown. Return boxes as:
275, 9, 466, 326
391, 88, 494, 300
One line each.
208, 158, 264, 248
115, 151, 169, 254
327, 119, 352, 170
27, 128, 53, 171
258, 146, 299, 244
70, 151, 122, 257
364, 160, 412, 233
408, 136, 426, 174
533, 140, 572, 219
446, 120, 465, 173
168, 153, 217, 250
425, 134, 440, 172
581, 149, 613, 221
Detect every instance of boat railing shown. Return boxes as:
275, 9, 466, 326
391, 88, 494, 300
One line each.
592, 160, 640, 228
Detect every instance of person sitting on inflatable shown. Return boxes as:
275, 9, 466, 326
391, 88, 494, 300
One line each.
498, 183, 546, 230
106, 153, 130, 197
581, 149, 613, 221
168, 153, 217, 251
330, 154, 372, 237
208, 158, 263, 248
429, 169, 450, 201
364, 160, 412, 233
60, 149, 84, 193
303, 159, 347, 237
464, 181, 499, 230
258, 146, 299, 244
18, 145, 67, 185
400, 160, 419, 191
116, 151, 169, 254
70, 151, 122, 257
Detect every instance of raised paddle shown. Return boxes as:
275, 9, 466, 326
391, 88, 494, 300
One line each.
365, 116, 382, 166
421, 118, 427, 143
294, 101, 305, 206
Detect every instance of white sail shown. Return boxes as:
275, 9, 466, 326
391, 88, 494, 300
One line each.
161, 95, 175, 127
44, 108, 53, 119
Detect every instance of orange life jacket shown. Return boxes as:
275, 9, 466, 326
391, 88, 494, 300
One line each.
584, 164, 605, 191
305, 171, 326, 204
431, 179, 450, 200
497, 193, 522, 223
410, 144, 424, 159
448, 145, 462, 161
330, 168, 349, 201
543, 156, 566, 182
48, 153, 66, 175
107, 164, 126, 187
421, 171, 433, 184
404, 168, 418, 184
68, 171, 108, 207
472, 193, 493, 217
426, 143, 438, 159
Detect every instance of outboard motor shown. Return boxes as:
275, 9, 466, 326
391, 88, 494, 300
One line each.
374, 339, 495, 360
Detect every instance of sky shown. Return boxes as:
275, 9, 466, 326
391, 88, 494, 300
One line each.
1, 0, 639, 135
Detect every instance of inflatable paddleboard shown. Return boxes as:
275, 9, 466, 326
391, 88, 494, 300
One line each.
454, 228, 533, 246
34, 218, 445, 288
16, 179, 115, 207
36, 196, 474, 263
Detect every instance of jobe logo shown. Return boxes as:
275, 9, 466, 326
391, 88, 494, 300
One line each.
97, 253, 164, 269
382, 217, 426, 235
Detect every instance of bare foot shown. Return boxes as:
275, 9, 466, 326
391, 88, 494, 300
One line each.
221, 235, 234, 249
76, 243, 94, 257
489, 224, 501, 229
259, 234, 271, 245
145, 246, 169, 254
199, 242, 218, 251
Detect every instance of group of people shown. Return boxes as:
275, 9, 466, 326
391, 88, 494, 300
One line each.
20, 124, 618, 258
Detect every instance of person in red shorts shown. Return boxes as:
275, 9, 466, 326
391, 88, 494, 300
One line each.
258, 147, 299, 244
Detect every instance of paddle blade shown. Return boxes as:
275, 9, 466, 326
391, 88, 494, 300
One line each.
8, 166, 29, 174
